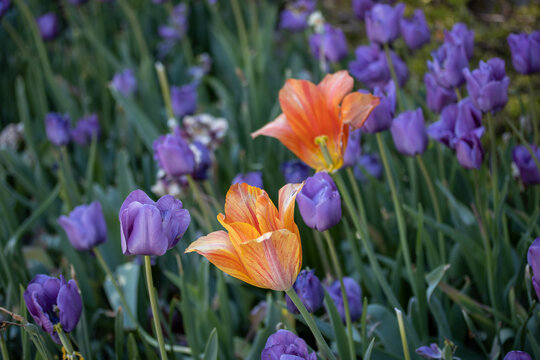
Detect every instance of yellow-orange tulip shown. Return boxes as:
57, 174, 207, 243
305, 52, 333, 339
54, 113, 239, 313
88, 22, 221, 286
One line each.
185, 182, 303, 291
251, 70, 379, 172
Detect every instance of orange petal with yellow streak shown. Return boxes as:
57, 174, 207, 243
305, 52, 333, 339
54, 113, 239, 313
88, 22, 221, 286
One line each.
218, 213, 261, 247
223, 183, 264, 226
317, 70, 354, 115
278, 183, 303, 235
255, 195, 281, 234
341, 92, 381, 129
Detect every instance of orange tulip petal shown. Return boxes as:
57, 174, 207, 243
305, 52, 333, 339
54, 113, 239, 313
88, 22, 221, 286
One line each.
219, 216, 261, 247
278, 183, 303, 235
185, 231, 256, 286
255, 195, 281, 234
238, 229, 301, 291
341, 92, 381, 129
317, 70, 354, 114
223, 183, 264, 226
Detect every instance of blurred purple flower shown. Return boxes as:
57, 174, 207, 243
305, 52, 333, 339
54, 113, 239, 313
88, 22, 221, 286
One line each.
424, 72, 457, 113
188, 53, 213, 80
171, 84, 197, 119
352, 0, 373, 20
261, 329, 317, 360
0, 0, 11, 18
36, 13, 59, 41
232, 171, 263, 188
152, 0, 168, 3
504, 351, 533, 360
391, 108, 428, 156
416, 343, 442, 359
427, 104, 457, 148
153, 133, 195, 178
281, 160, 311, 183
309, 24, 348, 63
343, 129, 362, 167
189, 141, 212, 180
507, 31, 540, 75
455, 133, 484, 170
354, 153, 383, 182
72, 114, 100, 146
400, 9, 430, 50
360, 80, 396, 133
512, 145, 540, 186
527, 238, 540, 301
427, 42, 469, 88
349, 45, 407, 89
58, 201, 107, 251
463, 58, 510, 113
327, 277, 362, 323
119, 189, 190, 256
68, 0, 88, 5
297, 172, 341, 232
285, 269, 324, 314
444, 23, 475, 60
279, 0, 315, 32
45, 113, 71, 146
365, 3, 405, 44
111, 69, 137, 96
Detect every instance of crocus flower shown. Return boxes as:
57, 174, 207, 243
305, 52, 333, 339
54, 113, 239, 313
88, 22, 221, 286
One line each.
507, 31, 540, 75
285, 269, 324, 314
504, 351, 533, 360
24, 274, 82, 343
279, 0, 315, 32
424, 72, 457, 113
281, 160, 311, 183
261, 329, 317, 360
512, 145, 540, 186
391, 108, 428, 156
171, 84, 197, 119
463, 58, 510, 113
309, 24, 348, 63
354, 153, 383, 181
252, 71, 379, 172
400, 9, 430, 50
528, 238, 540, 300
365, 3, 405, 45
327, 277, 362, 323
0, 0, 11, 18
360, 80, 396, 133
45, 113, 71, 146
72, 114, 100, 146
416, 343, 442, 359
296, 173, 341, 232
36, 13, 59, 41
186, 183, 303, 291
232, 171, 263, 188
352, 0, 373, 21
444, 23, 475, 60
343, 129, 362, 167
428, 42, 469, 88
349, 45, 408, 90
119, 190, 190, 256
153, 133, 195, 178
455, 134, 484, 170
111, 69, 137, 96
58, 202, 107, 251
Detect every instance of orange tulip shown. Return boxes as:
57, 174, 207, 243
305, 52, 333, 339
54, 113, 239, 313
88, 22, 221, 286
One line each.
251, 70, 380, 172
185, 182, 303, 291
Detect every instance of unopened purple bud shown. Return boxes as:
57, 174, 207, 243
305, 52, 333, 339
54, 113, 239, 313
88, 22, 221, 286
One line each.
427, 104, 457, 148
360, 81, 396, 133
153, 133, 195, 178
343, 129, 362, 167
512, 145, 540, 186
352, 0, 373, 21
455, 134, 484, 170
424, 72, 457, 113
171, 84, 198, 119
354, 154, 382, 182
507, 31, 540, 75
427, 42, 469, 89
309, 24, 348, 63
232, 171, 263, 188
454, 98, 484, 139
503, 351, 533, 360
190, 141, 212, 180
527, 238, 540, 300
45, 113, 71, 146
0, 0, 11, 18
327, 277, 362, 323
285, 269, 324, 314
72, 114, 100, 146
391, 108, 428, 156
463, 58, 510, 113
112, 69, 137, 96
58, 201, 107, 251
444, 23, 475, 60
36, 13, 59, 41
400, 9, 430, 50
261, 330, 317, 360
416, 343, 442, 359
349, 46, 407, 90
279, 0, 315, 32
365, 3, 405, 45
281, 160, 311, 183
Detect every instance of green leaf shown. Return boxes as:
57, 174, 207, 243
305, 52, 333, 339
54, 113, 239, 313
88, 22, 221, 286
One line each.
363, 338, 376, 360
425, 264, 451, 301
202, 328, 218, 360
104, 262, 140, 330
127, 333, 140, 360
323, 290, 349, 359
115, 307, 125, 360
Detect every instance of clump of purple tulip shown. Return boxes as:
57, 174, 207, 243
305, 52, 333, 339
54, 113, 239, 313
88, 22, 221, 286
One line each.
285, 269, 324, 314
278, 0, 315, 32
424, 72, 457, 113
400, 9, 430, 50
349, 45, 408, 89
360, 80, 396, 133
327, 277, 362, 323
391, 108, 428, 156
365, 3, 405, 45
72, 114, 100, 146
261, 329, 317, 360
309, 24, 348, 64
507, 31, 540, 75
58, 201, 107, 251
512, 145, 540, 186
463, 58, 510, 113
444, 23, 475, 60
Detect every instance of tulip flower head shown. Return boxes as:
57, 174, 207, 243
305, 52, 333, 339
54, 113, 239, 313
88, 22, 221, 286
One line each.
309, 24, 348, 64
349, 45, 408, 90
186, 183, 303, 291
352, 0, 373, 21
444, 23, 475, 60
36, 13, 59, 41
45, 113, 71, 146
261, 329, 317, 360
232, 171, 263, 188
428, 42, 469, 89
252, 71, 379, 172
504, 351, 533, 360
72, 114, 100, 146
455, 133, 484, 170
507, 31, 540, 75
58, 201, 107, 251
400, 9, 430, 50
171, 84, 198, 119
512, 145, 540, 186
360, 80, 396, 133
0, 0, 10, 18
424, 72, 457, 113
327, 277, 362, 323
390, 108, 428, 156
285, 269, 324, 314
281, 160, 311, 183
527, 238, 540, 300
111, 69, 137, 96
365, 3, 405, 45
153, 132, 196, 178
279, 0, 316, 32
463, 58, 510, 113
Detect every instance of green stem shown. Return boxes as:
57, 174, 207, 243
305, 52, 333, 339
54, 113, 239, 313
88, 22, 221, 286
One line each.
285, 288, 336, 360
54, 324, 75, 356
505, 118, 540, 172
345, 167, 367, 227
394, 308, 411, 360
322, 231, 356, 359
383, 43, 404, 111
486, 112, 498, 214
144, 256, 168, 360
0, 334, 9, 360
313, 231, 332, 278
155, 63, 175, 121
185, 175, 213, 232
528, 76, 538, 144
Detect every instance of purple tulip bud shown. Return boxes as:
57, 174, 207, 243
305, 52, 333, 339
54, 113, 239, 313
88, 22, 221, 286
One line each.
424, 72, 457, 113
119, 190, 190, 256
24, 274, 82, 343
416, 343, 442, 359
285, 269, 324, 314
0, 0, 11, 18
444, 23, 475, 60
512, 145, 540, 186
507, 31, 540, 75
45, 113, 71, 146
352, 0, 373, 21
354, 154, 383, 182
36, 13, 59, 41
427, 104, 457, 148
232, 171, 263, 188
58, 202, 107, 251
71, 114, 100, 146
455, 134, 484, 170
281, 160, 311, 183
463, 58, 510, 113
327, 277, 362, 323
504, 351, 533, 360
171, 84, 197, 119
343, 129, 362, 167
309, 24, 348, 63
390, 108, 428, 156
296, 172, 341, 232
360, 80, 396, 133
454, 98, 484, 139
400, 9, 430, 50
111, 69, 137, 96
427, 42, 469, 88
365, 3, 405, 45
159, 3, 187, 40
349, 45, 407, 90
261, 329, 317, 360
279, 0, 315, 32
189, 141, 212, 180
527, 238, 540, 300
153, 133, 195, 178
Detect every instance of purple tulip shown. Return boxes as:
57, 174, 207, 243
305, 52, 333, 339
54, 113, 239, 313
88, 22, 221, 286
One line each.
72, 114, 100, 146
507, 31, 540, 75
463, 58, 510, 113
58, 202, 107, 251
171, 84, 198, 119
349, 45, 407, 89
309, 24, 348, 63
427, 42, 469, 88
45, 113, 71, 146
416, 343, 442, 359
327, 277, 362, 323
390, 108, 428, 156
454, 98, 484, 139
343, 129, 362, 167
400, 9, 430, 50
504, 351, 533, 360
427, 104, 458, 148
424, 72, 457, 113
119, 190, 190, 256
232, 171, 263, 188
153, 133, 195, 178
365, 3, 405, 45
24, 274, 82, 343
261, 329, 317, 360
512, 145, 540, 186
285, 269, 324, 314
360, 80, 396, 133
444, 23, 475, 60
0, 0, 11, 18
111, 69, 137, 96
354, 154, 383, 182
281, 160, 311, 183
279, 0, 315, 32
352, 0, 373, 21
296, 172, 341, 232
527, 238, 540, 300
189, 141, 212, 180
36, 13, 59, 41
159, 3, 187, 41
68, 0, 88, 5
455, 133, 484, 170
